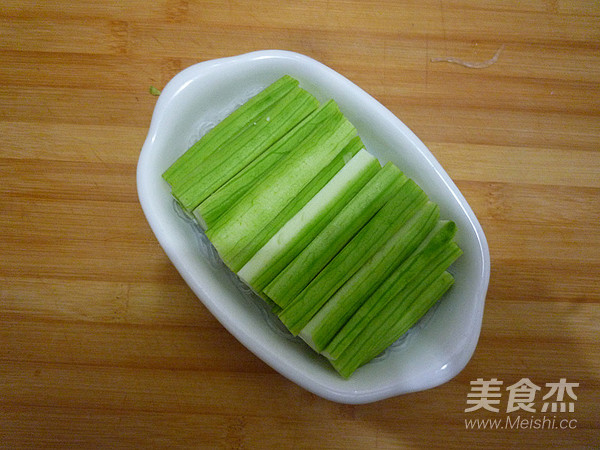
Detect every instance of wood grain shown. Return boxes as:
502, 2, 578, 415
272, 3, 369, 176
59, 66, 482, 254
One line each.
1, 1, 598, 448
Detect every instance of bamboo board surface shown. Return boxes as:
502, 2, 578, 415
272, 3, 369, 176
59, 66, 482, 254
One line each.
1, 1, 599, 448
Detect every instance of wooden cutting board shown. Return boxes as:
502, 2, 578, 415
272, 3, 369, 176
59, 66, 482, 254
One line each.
1, 1, 598, 448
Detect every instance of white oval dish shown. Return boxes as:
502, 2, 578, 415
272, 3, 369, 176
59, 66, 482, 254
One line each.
137, 50, 490, 404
